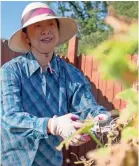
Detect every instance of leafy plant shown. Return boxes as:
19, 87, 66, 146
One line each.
57, 6, 138, 166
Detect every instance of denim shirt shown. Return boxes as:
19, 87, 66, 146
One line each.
1, 52, 107, 166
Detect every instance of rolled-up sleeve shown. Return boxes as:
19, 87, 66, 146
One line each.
1, 67, 49, 138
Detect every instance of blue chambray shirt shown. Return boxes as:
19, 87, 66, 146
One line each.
1, 52, 107, 166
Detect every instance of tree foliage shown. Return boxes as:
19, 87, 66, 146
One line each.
46, 1, 138, 56
47, 1, 109, 55
107, 1, 138, 19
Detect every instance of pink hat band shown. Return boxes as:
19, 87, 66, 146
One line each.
22, 7, 56, 26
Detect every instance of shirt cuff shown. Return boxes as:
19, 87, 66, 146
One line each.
92, 106, 108, 117
34, 117, 50, 138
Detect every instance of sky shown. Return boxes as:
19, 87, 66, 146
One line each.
1, 1, 42, 40
1, 1, 70, 40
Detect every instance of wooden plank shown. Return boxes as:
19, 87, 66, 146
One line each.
84, 55, 93, 79
97, 70, 107, 108
77, 55, 82, 70
120, 85, 127, 110
69, 146, 79, 166
80, 55, 86, 73
86, 141, 97, 156
1, 40, 4, 66
4, 41, 9, 64
63, 148, 70, 166
67, 36, 78, 67
105, 80, 115, 111
91, 57, 99, 101
77, 145, 87, 166
113, 81, 122, 110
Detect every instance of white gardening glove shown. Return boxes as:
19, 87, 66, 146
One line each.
49, 113, 83, 139
92, 113, 111, 135
69, 114, 110, 146
69, 134, 91, 146
94, 113, 109, 122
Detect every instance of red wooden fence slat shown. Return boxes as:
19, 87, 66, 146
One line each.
1, 40, 4, 65
97, 68, 107, 108
120, 84, 127, 110
91, 57, 99, 101
4, 41, 9, 64
105, 80, 114, 111
80, 55, 86, 73
77, 55, 82, 70
67, 36, 78, 67
84, 55, 93, 79
113, 81, 122, 110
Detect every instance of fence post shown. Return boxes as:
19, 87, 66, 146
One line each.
67, 35, 78, 67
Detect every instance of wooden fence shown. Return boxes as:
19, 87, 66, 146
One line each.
1, 37, 138, 166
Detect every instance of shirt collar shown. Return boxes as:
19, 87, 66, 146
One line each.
28, 52, 60, 77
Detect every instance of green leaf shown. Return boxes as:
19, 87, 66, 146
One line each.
116, 89, 138, 103
122, 127, 138, 141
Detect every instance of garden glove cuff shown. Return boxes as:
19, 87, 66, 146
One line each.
50, 113, 83, 139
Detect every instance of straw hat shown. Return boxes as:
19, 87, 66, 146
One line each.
8, 2, 78, 53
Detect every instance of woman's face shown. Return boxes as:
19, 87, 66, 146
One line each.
26, 19, 59, 54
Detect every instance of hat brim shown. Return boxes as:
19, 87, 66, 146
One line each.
8, 15, 78, 53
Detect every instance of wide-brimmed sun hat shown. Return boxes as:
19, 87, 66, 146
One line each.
8, 2, 78, 53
